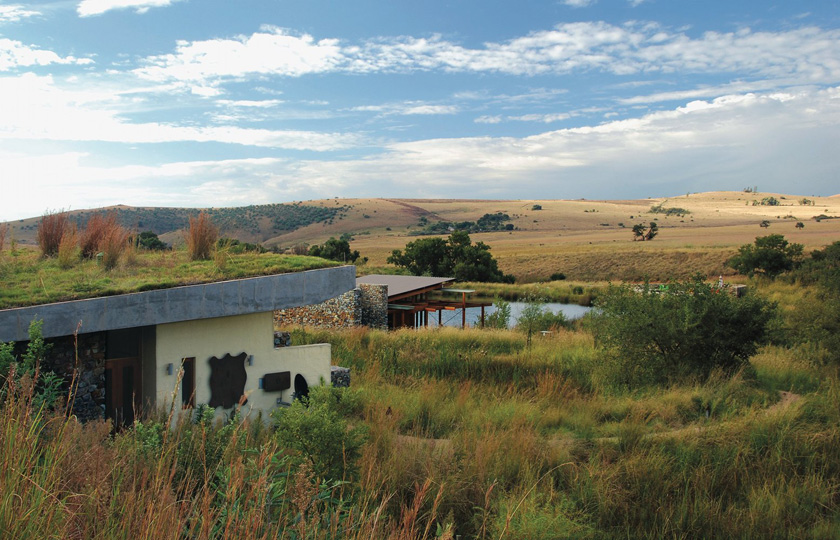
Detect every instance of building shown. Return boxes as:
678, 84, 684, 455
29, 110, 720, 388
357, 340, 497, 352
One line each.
0, 266, 355, 425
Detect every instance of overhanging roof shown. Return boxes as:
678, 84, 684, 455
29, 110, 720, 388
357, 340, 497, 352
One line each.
0, 265, 356, 342
356, 274, 454, 300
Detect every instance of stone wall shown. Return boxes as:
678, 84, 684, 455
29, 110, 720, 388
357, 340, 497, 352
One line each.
275, 288, 361, 329
14, 332, 107, 422
274, 284, 389, 331
359, 283, 388, 330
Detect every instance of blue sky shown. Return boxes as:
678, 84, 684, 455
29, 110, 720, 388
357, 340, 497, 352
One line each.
1, 0, 839, 220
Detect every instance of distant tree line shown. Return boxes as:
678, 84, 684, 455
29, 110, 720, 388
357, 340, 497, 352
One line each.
411, 213, 514, 236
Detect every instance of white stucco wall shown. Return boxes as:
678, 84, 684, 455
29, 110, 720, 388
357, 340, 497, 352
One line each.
154, 311, 331, 419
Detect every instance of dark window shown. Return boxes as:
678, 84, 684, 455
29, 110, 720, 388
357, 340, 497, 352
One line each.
181, 357, 196, 408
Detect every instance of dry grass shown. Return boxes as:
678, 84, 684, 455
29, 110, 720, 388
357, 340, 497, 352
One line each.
57, 225, 79, 269
79, 212, 120, 258
36, 209, 70, 257
100, 223, 131, 270
0, 222, 7, 253
186, 211, 218, 261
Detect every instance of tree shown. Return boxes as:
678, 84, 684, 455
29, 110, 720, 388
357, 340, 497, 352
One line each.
632, 222, 658, 241
137, 231, 168, 250
592, 277, 775, 385
388, 231, 514, 282
727, 234, 804, 278
795, 221, 804, 230
308, 237, 360, 263
760, 220, 770, 228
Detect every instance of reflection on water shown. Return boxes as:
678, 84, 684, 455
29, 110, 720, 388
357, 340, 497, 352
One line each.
435, 301, 592, 328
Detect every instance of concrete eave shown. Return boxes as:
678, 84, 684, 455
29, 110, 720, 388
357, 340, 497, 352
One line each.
0, 265, 356, 342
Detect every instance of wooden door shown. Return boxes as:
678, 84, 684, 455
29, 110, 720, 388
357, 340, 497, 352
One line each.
105, 357, 141, 428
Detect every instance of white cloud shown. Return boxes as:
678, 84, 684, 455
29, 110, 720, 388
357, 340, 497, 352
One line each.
0, 4, 39, 22
351, 101, 457, 116
562, 0, 595, 7
0, 38, 92, 70
77, 0, 181, 17
136, 27, 344, 88
0, 73, 357, 150
135, 23, 840, 89
475, 112, 570, 123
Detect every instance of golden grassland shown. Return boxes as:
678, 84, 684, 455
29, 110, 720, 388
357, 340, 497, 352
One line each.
5, 191, 839, 282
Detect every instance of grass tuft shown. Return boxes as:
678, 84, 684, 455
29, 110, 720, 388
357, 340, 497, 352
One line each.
185, 211, 218, 261
36, 209, 70, 257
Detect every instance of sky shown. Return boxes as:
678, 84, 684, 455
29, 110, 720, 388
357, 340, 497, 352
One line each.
1, 0, 839, 220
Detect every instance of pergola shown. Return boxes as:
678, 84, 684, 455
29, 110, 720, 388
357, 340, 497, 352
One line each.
356, 275, 492, 329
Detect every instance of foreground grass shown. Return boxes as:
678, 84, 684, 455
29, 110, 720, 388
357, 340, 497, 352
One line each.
0, 248, 337, 309
2, 283, 838, 538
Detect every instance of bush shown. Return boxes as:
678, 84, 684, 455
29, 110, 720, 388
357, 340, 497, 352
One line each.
550, 272, 566, 281
485, 298, 511, 329
271, 385, 367, 482
37, 210, 70, 257
727, 234, 804, 278
185, 212, 218, 261
592, 277, 776, 386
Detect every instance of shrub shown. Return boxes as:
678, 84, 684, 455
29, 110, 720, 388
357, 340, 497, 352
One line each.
80, 212, 120, 258
592, 277, 776, 386
485, 298, 511, 329
550, 272, 566, 281
727, 234, 804, 278
185, 211, 218, 261
37, 209, 70, 257
271, 385, 367, 482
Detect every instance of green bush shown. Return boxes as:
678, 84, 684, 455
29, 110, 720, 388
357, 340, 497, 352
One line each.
485, 297, 511, 329
727, 234, 803, 278
271, 385, 367, 482
592, 277, 776, 386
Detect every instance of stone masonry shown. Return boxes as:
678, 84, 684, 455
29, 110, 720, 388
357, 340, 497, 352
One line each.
274, 283, 388, 331
14, 332, 106, 422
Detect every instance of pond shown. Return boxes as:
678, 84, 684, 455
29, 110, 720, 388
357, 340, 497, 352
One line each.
435, 301, 592, 329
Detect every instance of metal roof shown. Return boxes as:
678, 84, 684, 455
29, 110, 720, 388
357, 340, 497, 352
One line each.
356, 274, 454, 299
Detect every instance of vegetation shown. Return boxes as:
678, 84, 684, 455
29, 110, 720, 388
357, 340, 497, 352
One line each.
388, 231, 515, 283
592, 277, 776, 385
137, 230, 169, 251
727, 234, 804, 278
309, 235, 362, 263
185, 211, 218, 261
631, 222, 658, 241
36, 209, 70, 257
3, 269, 840, 538
649, 203, 689, 216
411, 213, 513, 235
0, 249, 336, 309
69, 202, 347, 237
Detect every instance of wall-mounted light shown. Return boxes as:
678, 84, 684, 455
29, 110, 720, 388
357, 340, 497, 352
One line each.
166, 363, 174, 376
247, 355, 254, 366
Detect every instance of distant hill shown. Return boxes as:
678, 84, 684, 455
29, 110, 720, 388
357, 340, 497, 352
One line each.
5, 192, 839, 282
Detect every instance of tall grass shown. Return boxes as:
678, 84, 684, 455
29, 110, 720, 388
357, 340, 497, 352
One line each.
57, 224, 79, 269
186, 212, 218, 261
100, 223, 131, 270
37, 209, 70, 257
79, 212, 120, 258
0, 222, 7, 253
